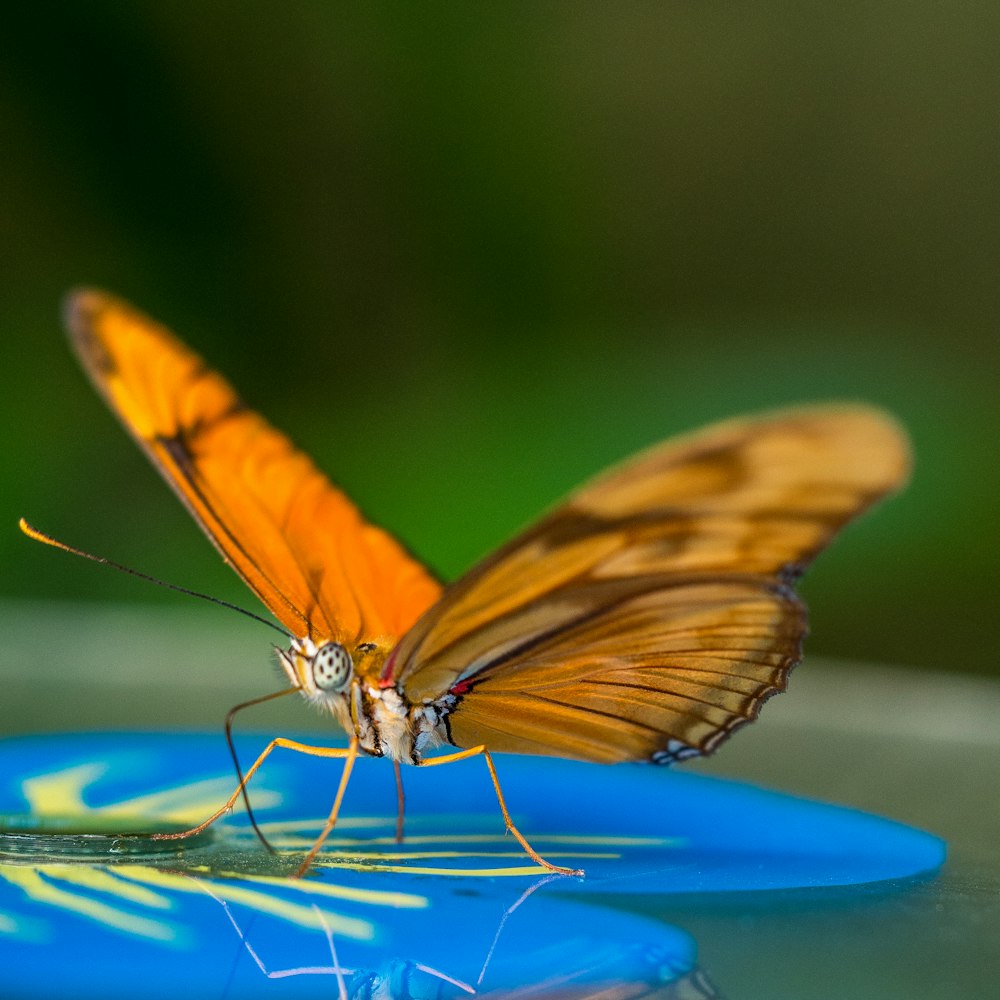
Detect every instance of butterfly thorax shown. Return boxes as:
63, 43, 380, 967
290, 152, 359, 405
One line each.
278, 638, 451, 764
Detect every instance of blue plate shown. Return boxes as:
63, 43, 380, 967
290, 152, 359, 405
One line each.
0, 732, 944, 998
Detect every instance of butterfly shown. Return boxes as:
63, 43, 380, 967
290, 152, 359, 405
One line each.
26, 289, 911, 876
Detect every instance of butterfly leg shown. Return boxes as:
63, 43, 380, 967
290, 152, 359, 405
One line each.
418, 746, 583, 876
151, 738, 357, 842
292, 738, 359, 877
393, 759, 406, 844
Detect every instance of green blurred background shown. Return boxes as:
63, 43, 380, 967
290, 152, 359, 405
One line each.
2, 4, 997, 678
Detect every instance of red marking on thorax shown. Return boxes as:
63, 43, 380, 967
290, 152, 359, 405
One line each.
378, 647, 398, 688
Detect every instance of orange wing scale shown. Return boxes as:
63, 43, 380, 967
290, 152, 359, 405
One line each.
65, 289, 442, 648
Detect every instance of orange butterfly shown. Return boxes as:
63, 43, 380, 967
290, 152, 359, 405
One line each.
25, 290, 911, 876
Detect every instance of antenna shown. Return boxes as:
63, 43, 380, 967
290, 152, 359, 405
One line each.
21, 517, 306, 855
19, 518, 290, 638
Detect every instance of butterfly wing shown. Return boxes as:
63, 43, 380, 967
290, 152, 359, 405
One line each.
65, 289, 442, 646
387, 406, 910, 763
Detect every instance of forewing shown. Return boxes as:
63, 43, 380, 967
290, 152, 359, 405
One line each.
389, 405, 909, 763
66, 289, 442, 645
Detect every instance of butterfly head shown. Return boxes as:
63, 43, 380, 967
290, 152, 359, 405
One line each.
279, 635, 392, 699
280, 637, 357, 702
279, 638, 418, 758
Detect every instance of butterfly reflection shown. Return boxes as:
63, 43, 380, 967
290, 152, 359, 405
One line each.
208, 875, 716, 1000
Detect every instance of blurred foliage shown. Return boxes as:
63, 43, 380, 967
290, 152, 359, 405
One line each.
1, 4, 997, 677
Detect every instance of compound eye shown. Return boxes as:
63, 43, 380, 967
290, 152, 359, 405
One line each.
312, 643, 353, 692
